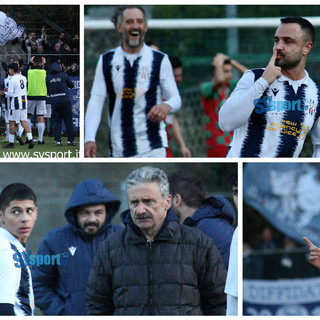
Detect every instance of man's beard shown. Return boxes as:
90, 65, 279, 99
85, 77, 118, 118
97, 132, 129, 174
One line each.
275, 51, 302, 69
123, 31, 145, 49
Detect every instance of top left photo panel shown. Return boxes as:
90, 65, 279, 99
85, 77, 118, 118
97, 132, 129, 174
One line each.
0, 5, 80, 159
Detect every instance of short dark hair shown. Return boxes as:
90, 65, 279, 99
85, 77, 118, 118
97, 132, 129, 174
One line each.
111, 5, 146, 27
145, 39, 158, 48
280, 16, 315, 43
229, 170, 238, 188
0, 183, 37, 213
168, 171, 205, 209
8, 63, 19, 73
212, 58, 231, 71
33, 55, 43, 66
169, 56, 182, 70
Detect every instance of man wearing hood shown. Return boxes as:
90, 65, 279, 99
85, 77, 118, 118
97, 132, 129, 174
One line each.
46, 61, 76, 147
168, 171, 236, 268
32, 179, 122, 315
86, 166, 227, 315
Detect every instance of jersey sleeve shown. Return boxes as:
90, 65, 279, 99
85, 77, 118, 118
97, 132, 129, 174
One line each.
4, 78, 15, 98
84, 55, 107, 143
200, 82, 215, 100
0, 247, 19, 305
159, 55, 181, 113
219, 70, 269, 132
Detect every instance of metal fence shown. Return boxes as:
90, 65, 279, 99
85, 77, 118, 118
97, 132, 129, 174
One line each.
244, 246, 320, 280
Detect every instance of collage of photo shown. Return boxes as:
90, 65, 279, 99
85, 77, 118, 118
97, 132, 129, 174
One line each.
1, 3, 320, 319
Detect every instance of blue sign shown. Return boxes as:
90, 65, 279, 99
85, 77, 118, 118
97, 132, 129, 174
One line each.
244, 278, 320, 315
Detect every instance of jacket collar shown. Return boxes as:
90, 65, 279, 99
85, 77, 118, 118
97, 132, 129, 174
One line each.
121, 208, 179, 242
184, 195, 236, 227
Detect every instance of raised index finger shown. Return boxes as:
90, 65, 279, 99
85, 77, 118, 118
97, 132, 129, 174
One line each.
269, 49, 278, 65
303, 236, 315, 247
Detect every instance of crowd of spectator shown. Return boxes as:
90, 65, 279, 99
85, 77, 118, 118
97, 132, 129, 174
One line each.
1, 27, 79, 78
0, 26, 79, 145
243, 227, 319, 280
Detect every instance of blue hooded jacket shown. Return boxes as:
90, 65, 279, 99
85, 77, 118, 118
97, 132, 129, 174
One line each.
32, 179, 123, 315
46, 62, 74, 104
183, 195, 236, 268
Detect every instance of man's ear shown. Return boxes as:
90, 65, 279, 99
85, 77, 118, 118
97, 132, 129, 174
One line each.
173, 194, 183, 207
303, 41, 313, 56
0, 210, 4, 224
116, 22, 122, 33
165, 195, 172, 211
34, 207, 38, 221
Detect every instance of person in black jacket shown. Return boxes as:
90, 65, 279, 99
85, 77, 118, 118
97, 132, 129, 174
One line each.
46, 61, 76, 146
86, 166, 227, 315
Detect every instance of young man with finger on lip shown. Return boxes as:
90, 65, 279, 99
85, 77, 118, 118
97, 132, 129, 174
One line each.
85, 5, 181, 158
219, 16, 320, 158
0, 183, 38, 316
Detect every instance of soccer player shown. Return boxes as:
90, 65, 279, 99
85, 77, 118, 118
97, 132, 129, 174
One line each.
85, 5, 181, 158
219, 16, 320, 157
200, 53, 247, 157
0, 183, 38, 315
166, 55, 191, 157
25, 55, 47, 145
1, 63, 34, 149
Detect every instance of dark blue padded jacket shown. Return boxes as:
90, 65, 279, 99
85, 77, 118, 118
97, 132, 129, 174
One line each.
32, 179, 123, 315
183, 195, 236, 268
46, 62, 74, 104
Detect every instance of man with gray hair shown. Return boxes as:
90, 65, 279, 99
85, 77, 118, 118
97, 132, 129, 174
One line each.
86, 166, 227, 315
84, 6, 181, 158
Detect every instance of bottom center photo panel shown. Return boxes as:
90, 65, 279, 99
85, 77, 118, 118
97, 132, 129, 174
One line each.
0, 162, 238, 316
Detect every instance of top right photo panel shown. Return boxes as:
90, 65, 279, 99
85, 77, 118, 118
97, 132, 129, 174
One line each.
84, 5, 320, 158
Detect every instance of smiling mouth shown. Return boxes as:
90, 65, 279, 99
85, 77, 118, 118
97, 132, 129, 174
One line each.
130, 31, 140, 37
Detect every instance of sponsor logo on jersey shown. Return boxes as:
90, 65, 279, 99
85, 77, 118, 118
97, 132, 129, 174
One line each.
254, 96, 315, 114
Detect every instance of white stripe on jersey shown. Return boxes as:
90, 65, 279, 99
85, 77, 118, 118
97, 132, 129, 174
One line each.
225, 70, 320, 157
0, 228, 34, 316
100, 44, 180, 157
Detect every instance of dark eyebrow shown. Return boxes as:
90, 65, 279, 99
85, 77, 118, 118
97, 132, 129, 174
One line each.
274, 36, 295, 41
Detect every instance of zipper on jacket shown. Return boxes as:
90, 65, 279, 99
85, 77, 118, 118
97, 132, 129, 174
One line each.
146, 239, 154, 314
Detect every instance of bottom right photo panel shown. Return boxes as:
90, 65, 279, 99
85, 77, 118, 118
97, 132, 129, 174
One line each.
243, 162, 320, 316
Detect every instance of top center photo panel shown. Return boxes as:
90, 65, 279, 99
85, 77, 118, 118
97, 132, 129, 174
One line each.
84, 5, 320, 158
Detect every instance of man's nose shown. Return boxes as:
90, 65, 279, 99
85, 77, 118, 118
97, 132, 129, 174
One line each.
274, 42, 283, 51
87, 212, 97, 222
135, 202, 147, 214
20, 212, 29, 223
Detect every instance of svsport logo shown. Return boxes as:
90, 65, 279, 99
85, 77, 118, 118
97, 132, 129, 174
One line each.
254, 96, 316, 115
13, 250, 70, 268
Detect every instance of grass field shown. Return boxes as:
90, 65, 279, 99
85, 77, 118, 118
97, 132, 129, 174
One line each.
0, 136, 80, 158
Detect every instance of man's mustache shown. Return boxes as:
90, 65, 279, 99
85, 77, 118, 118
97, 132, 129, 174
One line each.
134, 213, 153, 220
84, 222, 99, 228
